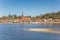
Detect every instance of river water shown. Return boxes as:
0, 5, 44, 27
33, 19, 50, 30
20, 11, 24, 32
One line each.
0, 24, 60, 40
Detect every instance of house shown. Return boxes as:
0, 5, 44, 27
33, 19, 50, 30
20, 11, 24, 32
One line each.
43, 18, 53, 23
13, 19, 20, 23
53, 19, 60, 22
20, 16, 31, 23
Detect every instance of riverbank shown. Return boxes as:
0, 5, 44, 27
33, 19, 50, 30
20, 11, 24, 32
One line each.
0, 22, 60, 24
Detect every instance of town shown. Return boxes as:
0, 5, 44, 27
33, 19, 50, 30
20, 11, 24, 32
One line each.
0, 11, 60, 24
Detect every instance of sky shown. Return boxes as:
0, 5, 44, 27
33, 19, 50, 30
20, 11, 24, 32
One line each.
0, 0, 60, 17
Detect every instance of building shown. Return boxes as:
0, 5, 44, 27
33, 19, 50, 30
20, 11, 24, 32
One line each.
43, 18, 53, 23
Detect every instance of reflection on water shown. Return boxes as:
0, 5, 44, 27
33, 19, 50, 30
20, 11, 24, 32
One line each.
0, 24, 60, 40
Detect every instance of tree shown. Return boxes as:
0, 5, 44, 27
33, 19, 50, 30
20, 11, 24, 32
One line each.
8, 14, 11, 18
13, 14, 17, 19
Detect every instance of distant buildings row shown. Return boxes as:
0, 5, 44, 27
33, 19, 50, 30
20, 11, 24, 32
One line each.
0, 16, 60, 24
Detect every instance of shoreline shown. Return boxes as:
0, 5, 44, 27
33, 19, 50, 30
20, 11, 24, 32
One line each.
0, 22, 60, 24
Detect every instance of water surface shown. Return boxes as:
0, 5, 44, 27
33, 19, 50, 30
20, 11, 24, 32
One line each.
0, 24, 60, 40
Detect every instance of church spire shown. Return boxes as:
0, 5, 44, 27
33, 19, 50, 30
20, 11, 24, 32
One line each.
22, 11, 23, 17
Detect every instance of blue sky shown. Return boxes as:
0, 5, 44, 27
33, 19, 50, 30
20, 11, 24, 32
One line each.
0, 0, 60, 16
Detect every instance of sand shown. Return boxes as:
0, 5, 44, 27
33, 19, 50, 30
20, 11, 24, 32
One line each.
25, 28, 60, 34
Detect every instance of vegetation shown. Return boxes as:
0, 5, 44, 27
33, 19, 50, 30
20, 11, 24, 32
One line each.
31, 11, 60, 19
42, 11, 60, 19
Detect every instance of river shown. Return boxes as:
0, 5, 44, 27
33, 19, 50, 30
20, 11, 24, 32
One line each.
0, 24, 60, 40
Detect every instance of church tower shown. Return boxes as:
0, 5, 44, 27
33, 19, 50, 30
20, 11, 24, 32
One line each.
22, 11, 23, 17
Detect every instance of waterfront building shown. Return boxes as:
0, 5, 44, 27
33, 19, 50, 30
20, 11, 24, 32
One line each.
43, 18, 53, 23
53, 18, 60, 22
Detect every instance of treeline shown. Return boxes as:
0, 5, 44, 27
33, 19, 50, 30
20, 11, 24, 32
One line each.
41, 11, 60, 19
32, 11, 60, 20
0, 11, 60, 20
